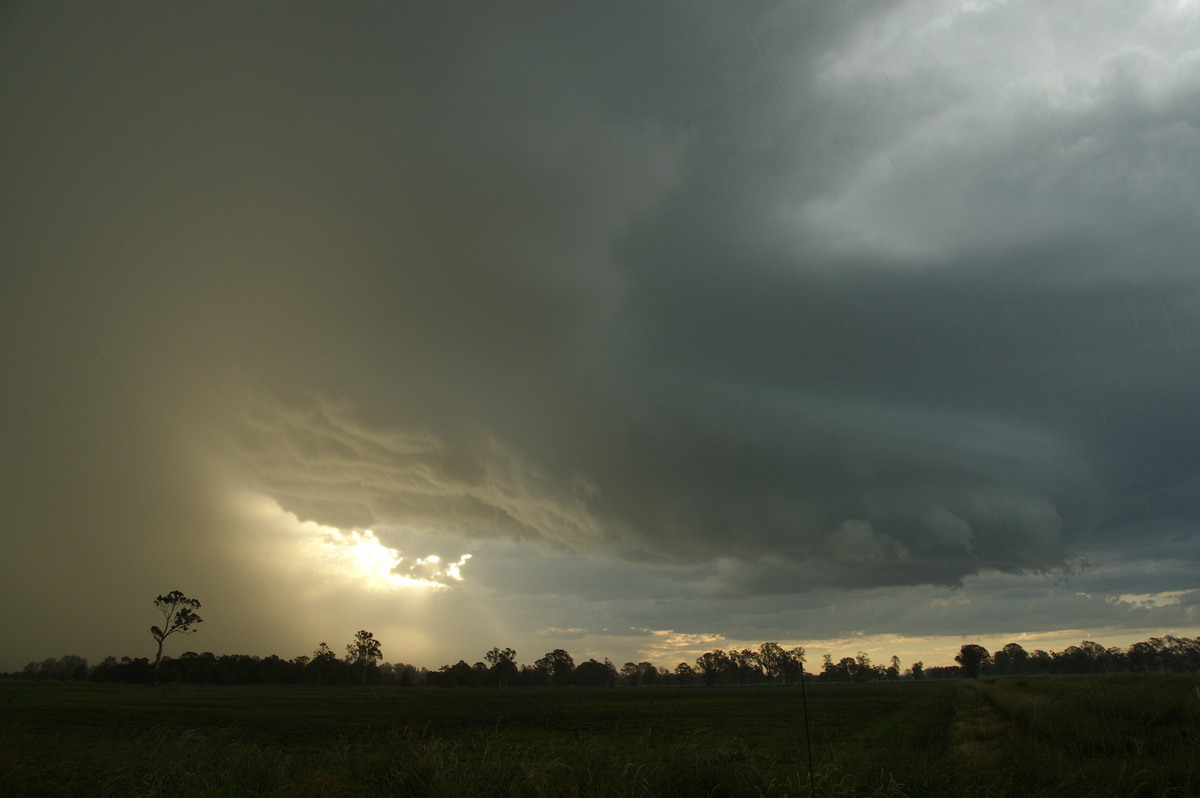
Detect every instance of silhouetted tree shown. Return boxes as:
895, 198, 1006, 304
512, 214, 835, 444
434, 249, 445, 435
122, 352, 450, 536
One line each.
1028, 648, 1053, 674
991, 642, 1029, 675
757, 642, 787, 684
21, 655, 89, 681
728, 648, 762, 685
150, 590, 202, 684
696, 650, 731, 686
617, 661, 661, 687
346, 630, 382, 685
854, 651, 876, 682
821, 653, 871, 682
574, 658, 618, 687
433, 660, 475, 687
307, 642, 349, 685
673, 661, 697, 685
535, 649, 575, 687
955, 644, 991, 678
518, 662, 548, 687
485, 647, 518, 687
380, 661, 420, 686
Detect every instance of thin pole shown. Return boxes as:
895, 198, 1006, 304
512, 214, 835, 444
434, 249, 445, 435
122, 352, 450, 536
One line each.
799, 662, 816, 798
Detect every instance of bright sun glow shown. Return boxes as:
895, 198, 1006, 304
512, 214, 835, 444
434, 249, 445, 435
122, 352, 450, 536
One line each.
335, 529, 472, 590
237, 494, 471, 591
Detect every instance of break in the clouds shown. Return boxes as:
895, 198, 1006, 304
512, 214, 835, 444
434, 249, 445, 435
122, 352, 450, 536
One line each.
2, 0, 1199, 671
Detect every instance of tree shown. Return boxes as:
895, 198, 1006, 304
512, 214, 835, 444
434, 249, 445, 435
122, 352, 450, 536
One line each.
758, 642, 788, 684
620, 661, 641, 686
485, 647, 518, 687
696, 650, 731, 686
955, 644, 991, 678
535, 649, 575, 686
346, 630, 382, 685
728, 648, 761, 685
150, 590, 202, 684
573, 658, 618, 687
992, 642, 1029, 675
854, 651, 875, 682
673, 661, 697, 685
306, 642, 347, 685
784, 647, 806, 684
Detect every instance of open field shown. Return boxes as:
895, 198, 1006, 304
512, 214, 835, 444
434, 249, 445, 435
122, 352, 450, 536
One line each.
2, 674, 1197, 796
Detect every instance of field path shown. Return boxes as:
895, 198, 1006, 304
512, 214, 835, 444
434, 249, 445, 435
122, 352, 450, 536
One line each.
948, 681, 1018, 773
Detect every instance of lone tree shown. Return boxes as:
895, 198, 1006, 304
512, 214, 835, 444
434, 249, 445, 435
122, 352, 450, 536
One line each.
150, 590, 202, 683
346, 630, 382, 685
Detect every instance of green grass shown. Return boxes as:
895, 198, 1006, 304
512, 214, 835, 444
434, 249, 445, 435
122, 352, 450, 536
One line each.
1, 675, 1196, 796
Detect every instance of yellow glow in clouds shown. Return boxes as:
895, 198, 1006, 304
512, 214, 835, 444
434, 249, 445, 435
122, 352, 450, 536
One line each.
336, 529, 472, 590
237, 493, 471, 591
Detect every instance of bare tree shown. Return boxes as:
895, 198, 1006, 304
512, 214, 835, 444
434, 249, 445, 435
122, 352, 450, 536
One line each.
150, 590, 202, 684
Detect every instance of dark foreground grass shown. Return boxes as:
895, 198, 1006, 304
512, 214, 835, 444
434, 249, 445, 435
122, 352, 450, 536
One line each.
1, 674, 1196, 796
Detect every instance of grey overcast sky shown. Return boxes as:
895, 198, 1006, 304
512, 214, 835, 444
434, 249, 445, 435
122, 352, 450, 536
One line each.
3, 0, 1199, 673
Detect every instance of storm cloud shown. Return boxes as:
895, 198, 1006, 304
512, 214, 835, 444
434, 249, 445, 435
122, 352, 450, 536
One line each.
3, 0, 1198, 670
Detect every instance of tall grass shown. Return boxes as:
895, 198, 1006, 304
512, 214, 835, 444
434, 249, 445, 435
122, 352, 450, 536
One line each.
1, 676, 1195, 796
959, 674, 1199, 796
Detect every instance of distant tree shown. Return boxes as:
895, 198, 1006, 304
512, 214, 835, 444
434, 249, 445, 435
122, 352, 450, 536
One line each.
20, 655, 89, 681
535, 649, 575, 686
574, 658, 618, 687
433, 660, 475, 687
725, 649, 760, 685
346, 630, 382, 685
639, 661, 663, 686
620, 661, 661, 687
620, 661, 641, 686
786, 647, 807, 683
673, 661, 697, 685
924, 665, 961, 679
518, 662, 548, 687
176, 651, 219, 684
908, 661, 925, 680
1126, 640, 1160, 673
90, 656, 121, 682
1028, 648, 1053, 674
854, 651, 875, 682
306, 642, 342, 685
757, 642, 788, 684
485, 647, 518, 687
992, 642, 1029, 675
380, 661, 420, 686
886, 655, 901, 681
955, 644, 991, 678
752, 642, 804, 685
1053, 640, 1112, 674
696, 650, 731, 686
150, 590, 202, 684
819, 655, 852, 682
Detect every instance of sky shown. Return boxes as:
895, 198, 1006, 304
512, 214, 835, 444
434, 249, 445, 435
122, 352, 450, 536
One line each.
2, 0, 1199, 674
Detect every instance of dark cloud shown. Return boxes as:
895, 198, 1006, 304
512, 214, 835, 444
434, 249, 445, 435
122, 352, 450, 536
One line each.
3, 0, 1199, 670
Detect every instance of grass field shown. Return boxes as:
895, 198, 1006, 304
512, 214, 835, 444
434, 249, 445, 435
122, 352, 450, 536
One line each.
1, 674, 1197, 796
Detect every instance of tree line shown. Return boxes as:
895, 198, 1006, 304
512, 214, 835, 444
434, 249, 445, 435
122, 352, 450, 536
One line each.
9, 590, 1200, 685
14, 635, 1200, 686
